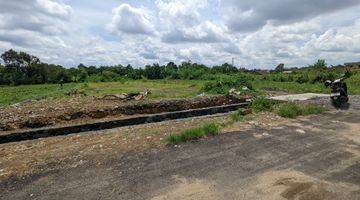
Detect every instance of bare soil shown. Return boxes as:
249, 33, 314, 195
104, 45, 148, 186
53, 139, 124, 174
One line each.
0, 95, 248, 132
0, 111, 283, 180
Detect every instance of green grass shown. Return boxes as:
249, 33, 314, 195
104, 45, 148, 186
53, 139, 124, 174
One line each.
0, 80, 206, 106
2, 71, 359, 106
0, 83, 79, 106
166, 123, 220, 144
252, 72, 360, 95
251, 97, 277, 112
347, 73, 360, 95
230, 108, 245, 122
253, 80, 328, 94
277, 103, 326, 118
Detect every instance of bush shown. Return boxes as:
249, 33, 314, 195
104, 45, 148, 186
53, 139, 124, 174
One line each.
295, 73, 310, 84
251, 97, 277, 112
202, 75, 253, 94
277, 103, 326, 118
166, 123, 220, 144
310, 72, 336, 83
312, 59, 327, 70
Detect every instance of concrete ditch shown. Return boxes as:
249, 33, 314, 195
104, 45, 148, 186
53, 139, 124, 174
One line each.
0, 102, 249, 144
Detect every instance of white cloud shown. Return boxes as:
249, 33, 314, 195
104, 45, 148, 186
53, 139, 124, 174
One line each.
108, 4, 155, 35
0, 0, 72, 35
37, 0, 72, 19
162, 21, 227, 43
1, 0, 360, 68
156, 0, 207, 27
222, 0, 360, 32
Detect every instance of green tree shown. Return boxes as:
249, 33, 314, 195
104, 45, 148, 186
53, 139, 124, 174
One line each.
212, 63, 238, 74
313, 59, 327, 70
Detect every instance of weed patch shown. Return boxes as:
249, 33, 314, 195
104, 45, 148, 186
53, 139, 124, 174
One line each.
166, 123, 220, 144
230, 108, 245, 122
202, 123, 220, 135
202, 75, 253, 94
277, 103, 326, 118
251, 97, 277, 112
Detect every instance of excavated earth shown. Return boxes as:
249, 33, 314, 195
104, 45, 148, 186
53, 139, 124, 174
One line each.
0, 95, 248, 132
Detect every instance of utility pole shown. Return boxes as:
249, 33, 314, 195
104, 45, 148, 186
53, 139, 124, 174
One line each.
232, 57, 234, 67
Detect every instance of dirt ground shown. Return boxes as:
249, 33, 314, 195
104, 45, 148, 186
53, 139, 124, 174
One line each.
0, 110, 283, 179
0, 95, 247, 132
0, 96, 359, 199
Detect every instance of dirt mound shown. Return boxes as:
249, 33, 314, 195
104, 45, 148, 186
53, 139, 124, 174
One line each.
238, 170, 358, 200
0, 95, 249, 132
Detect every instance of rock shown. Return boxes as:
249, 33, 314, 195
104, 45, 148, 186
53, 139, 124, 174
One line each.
296, 129, 306, 134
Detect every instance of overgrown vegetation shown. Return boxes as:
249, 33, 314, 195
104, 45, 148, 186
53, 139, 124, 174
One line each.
1, 49, 360, 105
251, 97, 277, 112
0, 80, 205, 105
202, 74, 253, 94
166, 123, 220, 144
277, 103, 326, 118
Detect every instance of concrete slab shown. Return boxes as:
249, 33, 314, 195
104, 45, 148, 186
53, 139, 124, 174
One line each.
270, 93, 329, 101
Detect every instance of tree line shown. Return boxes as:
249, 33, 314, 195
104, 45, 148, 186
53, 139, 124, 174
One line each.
0, 49, 244, 86
1, 49, 352, 86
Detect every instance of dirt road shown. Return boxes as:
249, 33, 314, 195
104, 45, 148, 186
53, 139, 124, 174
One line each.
1, 97, 360, 200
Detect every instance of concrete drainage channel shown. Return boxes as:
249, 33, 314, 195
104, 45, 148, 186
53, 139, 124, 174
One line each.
0, 102, 249, 144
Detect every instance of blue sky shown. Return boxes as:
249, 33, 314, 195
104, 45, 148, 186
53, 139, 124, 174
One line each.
0, 0, 360, 69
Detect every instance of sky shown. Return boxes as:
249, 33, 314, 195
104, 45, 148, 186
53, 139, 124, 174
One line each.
0, 0, 360, 69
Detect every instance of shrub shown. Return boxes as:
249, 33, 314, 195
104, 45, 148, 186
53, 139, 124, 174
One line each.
166, 123, 220, 144
295, 73, 310, 84
277, 103, 326, 118
202, 75, 253, 94
251, 97, 277, 112
310, 72, 336, 83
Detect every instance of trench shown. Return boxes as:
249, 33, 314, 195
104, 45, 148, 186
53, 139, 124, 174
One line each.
0, 102, 249, 144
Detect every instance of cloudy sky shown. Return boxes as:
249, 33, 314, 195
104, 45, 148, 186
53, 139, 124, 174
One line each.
0, 0, 360, 69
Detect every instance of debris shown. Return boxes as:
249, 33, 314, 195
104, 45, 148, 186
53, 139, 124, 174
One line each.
229, 88, 241, 96
197, 92, 206, 97
66, 89, 86, 96
296, 129, 306, 134
101, 89, 150, 101
242, 86, 250, 91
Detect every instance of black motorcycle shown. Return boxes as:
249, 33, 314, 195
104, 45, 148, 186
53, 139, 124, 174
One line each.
324, 76, 348, 107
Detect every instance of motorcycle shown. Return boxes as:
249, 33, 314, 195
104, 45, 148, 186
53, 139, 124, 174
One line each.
324, 75, 349, 107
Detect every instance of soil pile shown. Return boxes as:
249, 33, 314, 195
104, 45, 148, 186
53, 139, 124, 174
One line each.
0, 95, 249, 131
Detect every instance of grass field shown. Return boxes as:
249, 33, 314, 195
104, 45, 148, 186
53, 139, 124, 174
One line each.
253, 72, 360, 95
1, 72, 359, 106
0, 80, 206, 106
